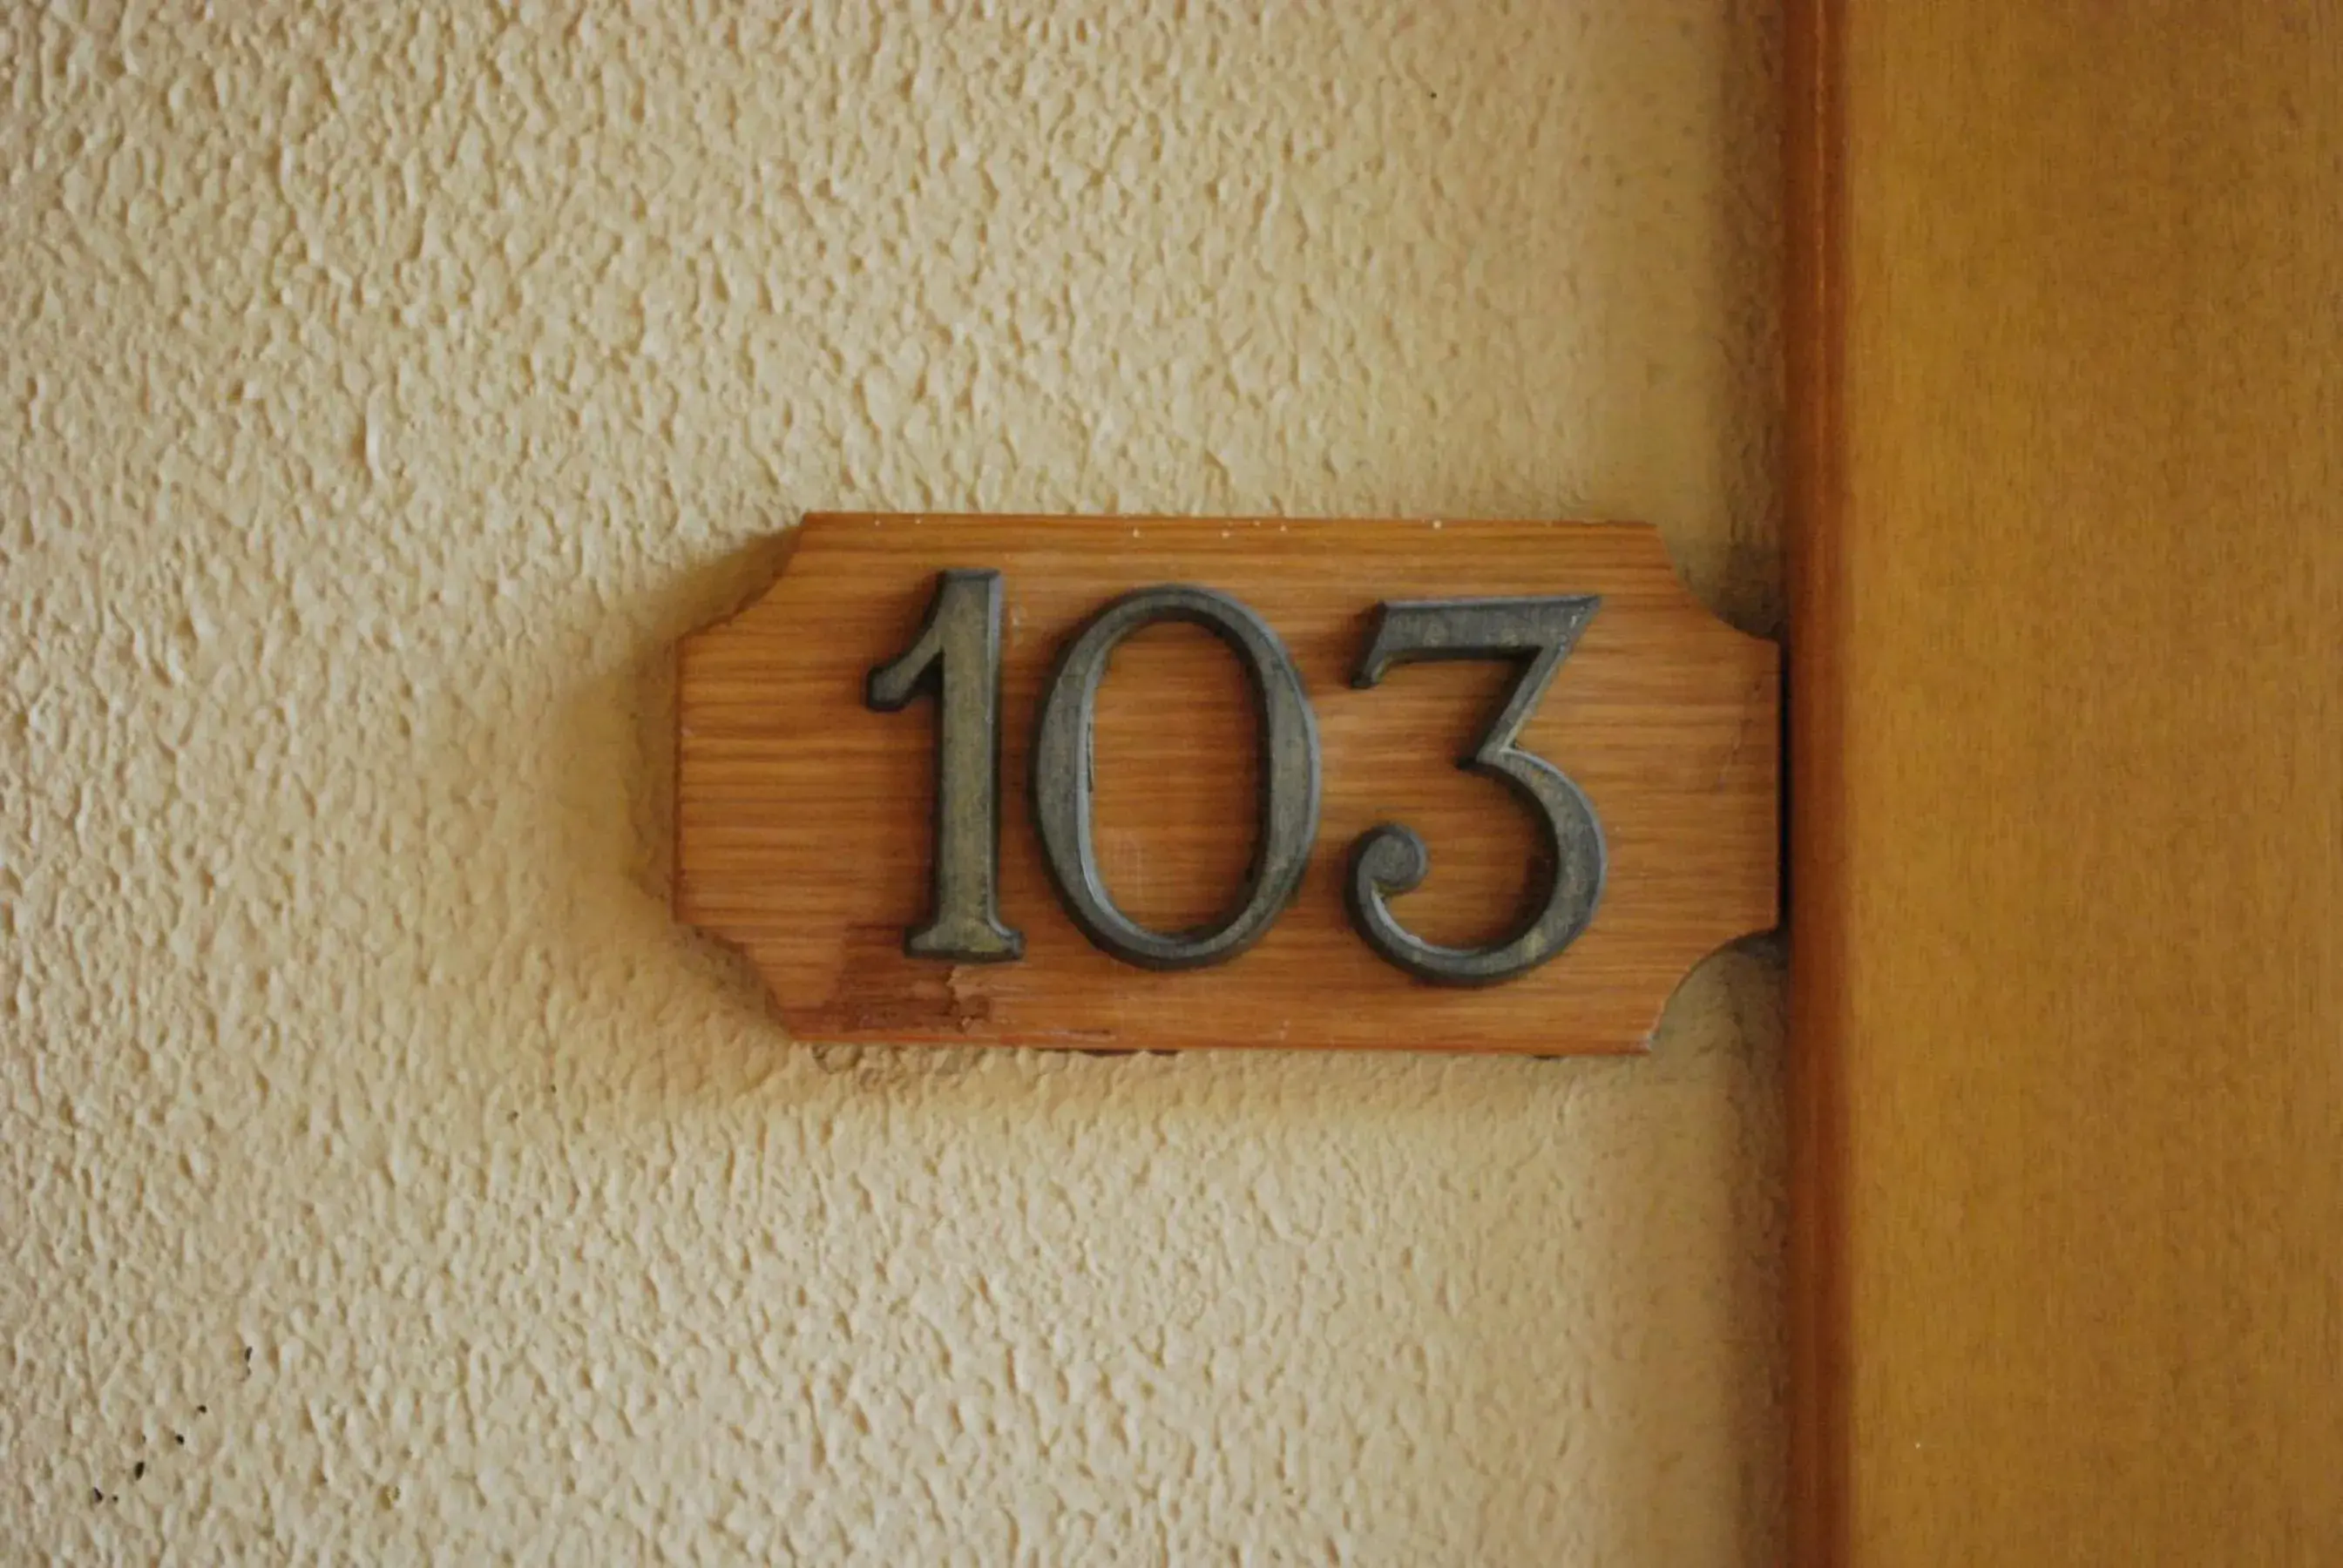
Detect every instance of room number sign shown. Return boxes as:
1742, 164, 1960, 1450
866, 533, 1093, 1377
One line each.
674, 514, 1777, 1054
874, 570, 1606, 985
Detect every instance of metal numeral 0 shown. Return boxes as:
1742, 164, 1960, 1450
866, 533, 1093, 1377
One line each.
1344, 597, 1608, 986
865, 569, 1025, 963
1031, 586, 1322, 970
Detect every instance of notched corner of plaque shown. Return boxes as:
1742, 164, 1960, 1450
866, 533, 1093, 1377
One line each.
1635, 925, 1786, 1057
672, 913, 807, 1037
673, 524, 815, 651
1615, 520, 1785, 652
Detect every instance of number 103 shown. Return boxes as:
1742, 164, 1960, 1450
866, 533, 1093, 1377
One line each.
868, 570, 1608, 987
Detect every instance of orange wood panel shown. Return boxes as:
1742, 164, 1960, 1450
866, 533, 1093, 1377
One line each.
676, 514, 1777, 1053
1788, 3, 2343, 1559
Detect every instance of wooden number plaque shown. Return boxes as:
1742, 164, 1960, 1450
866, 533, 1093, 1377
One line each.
675, 514, 1776, 1053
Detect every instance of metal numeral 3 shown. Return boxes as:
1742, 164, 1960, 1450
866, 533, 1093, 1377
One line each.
1344, 597, 1607, 985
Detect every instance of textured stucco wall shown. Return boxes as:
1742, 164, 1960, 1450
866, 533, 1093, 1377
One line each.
1, 3, 1784, 1562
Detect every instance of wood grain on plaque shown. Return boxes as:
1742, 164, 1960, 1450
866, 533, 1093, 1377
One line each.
676, 514, 1777, 1053
1789, 2, 2343, 1561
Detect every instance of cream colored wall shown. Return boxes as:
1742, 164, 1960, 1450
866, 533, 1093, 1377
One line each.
1, 3, 1783, 1562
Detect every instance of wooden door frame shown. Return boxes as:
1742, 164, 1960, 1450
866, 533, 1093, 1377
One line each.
1783, 0, 1845, 1554
1783, 3, 2340, 1560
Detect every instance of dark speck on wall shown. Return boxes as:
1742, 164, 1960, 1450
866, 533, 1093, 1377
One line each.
132, 1462, 146, 1480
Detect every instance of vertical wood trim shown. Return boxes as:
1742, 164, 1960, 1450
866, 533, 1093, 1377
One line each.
1783, 0, 1847, 1558
1787, 4, 2342, 1560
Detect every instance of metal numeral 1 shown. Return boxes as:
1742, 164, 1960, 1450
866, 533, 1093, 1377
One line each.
1344, 596, 1608, 986
865, 569, 1025, 963
1031, 585, 1323, 970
